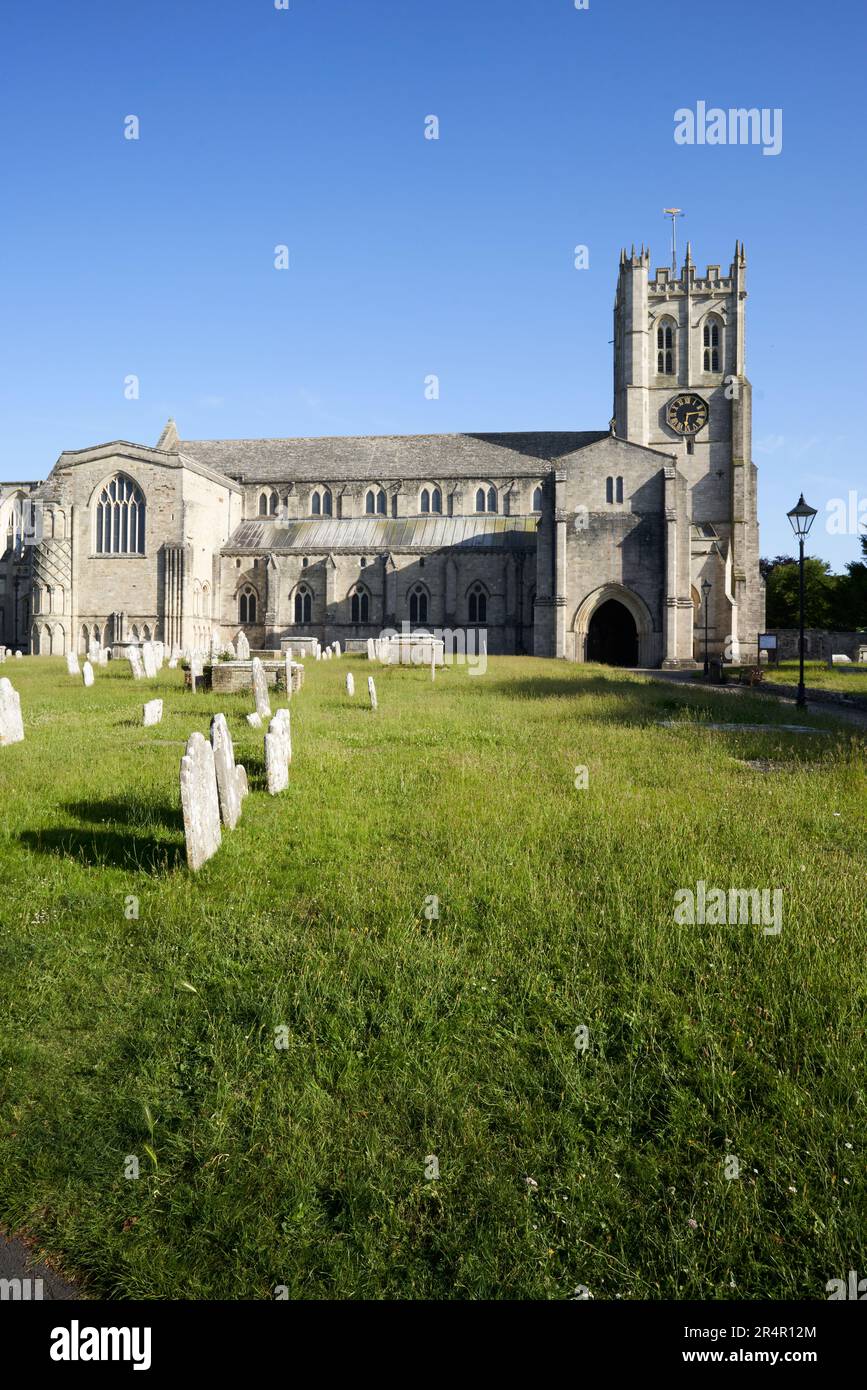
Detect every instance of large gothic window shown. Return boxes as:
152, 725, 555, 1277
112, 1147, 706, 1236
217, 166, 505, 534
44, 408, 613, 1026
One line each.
95, 475, 145, 554
408, 585, 428, 626
239, 586, 257, 624
656, 317, 676, 375
468, 583, 487, 624
294, 585, 312, 624
703, 315, 722, 373
350, 587, 370, 624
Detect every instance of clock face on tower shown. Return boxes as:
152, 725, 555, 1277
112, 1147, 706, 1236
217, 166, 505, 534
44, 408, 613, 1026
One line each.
666, 392, 709, 436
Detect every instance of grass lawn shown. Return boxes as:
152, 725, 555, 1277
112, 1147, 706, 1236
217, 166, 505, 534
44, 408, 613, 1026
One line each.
0, 655, 864, 1300
759, 660, 867, 694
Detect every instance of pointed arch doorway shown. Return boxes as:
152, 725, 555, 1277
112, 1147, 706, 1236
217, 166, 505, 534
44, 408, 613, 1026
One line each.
587, 599, 638, 666
572, 584, 655, 667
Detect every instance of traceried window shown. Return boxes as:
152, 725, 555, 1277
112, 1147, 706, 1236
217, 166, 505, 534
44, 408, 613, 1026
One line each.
366, 488, 386, 515
294, 585, 312, 624
468, 583, 487, 624
350, 587, 370, 624
656, 316, 676, 375
408, 585, 428, 626
239, 586, 257, 624
703, 315, 722, 373
95, 475, 145, 554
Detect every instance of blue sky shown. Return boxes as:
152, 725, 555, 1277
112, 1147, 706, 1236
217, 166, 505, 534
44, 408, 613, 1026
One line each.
0, 0, 864, 565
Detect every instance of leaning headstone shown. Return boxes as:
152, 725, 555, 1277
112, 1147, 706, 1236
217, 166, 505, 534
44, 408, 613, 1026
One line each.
180, 731, 222, 872
142, 641, 158, 679
246, 712, 262, 728
210, 712, 242, 830
346, 672, 355, 697
265, 709, 291, 794
368, 676, 378, 710
143, 699, 163, 727
236, 765, 249, 800
66, 651, 80, 676
251, 657, 271, 719
0, 678, 24, 745
82, 661, 94, 688
128, 647, 145, 680
235, 630, 250, 661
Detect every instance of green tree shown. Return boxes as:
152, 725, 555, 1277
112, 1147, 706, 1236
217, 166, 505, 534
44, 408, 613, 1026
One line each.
833, 532, 867, 630
764, 557, 838, 628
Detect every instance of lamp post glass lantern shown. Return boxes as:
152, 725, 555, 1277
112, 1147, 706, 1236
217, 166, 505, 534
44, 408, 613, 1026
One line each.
786, 494, 818, 708
701, 578, 712, 676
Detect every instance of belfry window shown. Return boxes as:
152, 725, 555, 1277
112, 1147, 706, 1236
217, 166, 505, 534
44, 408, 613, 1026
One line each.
656, 317, 676, 375
703, 316, 722, 373
95, 475, 145, 554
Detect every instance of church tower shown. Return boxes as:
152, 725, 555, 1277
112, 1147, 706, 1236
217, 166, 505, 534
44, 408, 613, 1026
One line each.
612, 241, 764, 662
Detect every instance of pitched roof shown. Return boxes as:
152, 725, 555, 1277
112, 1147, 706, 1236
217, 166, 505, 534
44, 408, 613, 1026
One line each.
180, 432, 610, 484
224, 515, 539, 554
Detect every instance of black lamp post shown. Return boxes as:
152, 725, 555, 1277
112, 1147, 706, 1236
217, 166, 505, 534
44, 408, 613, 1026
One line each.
701, 578, 711, 676
786, 493, 818, 709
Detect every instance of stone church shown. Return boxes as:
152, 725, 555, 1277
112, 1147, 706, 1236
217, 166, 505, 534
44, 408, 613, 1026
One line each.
0, 242, 764, 666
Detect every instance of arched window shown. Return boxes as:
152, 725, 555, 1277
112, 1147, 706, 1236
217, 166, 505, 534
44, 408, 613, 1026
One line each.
420, 489, 430, 514
656, 316, 676, 375
350, 587, 370, 624
258, 493, 268, 516
532, 486, 543, 511
193, 579, 201, 616
468, 583, 487, 624
294, 585, 312, 624
408, 585, 428, 626
366, 490, 375, 514
239, 586, 257, 624
616, 477, 624, 504
487, 487, 497, 513
322, 489, 333, 517
606, 477, 614, 504
269, 491, 278, 515
431, 487, 442, 514
202, 582, 211, 619
475, 488, 486, 513
703, 315, 722, 373
95, 474, 145, 554
311, 491, 321, 516
377, 489, 386, 515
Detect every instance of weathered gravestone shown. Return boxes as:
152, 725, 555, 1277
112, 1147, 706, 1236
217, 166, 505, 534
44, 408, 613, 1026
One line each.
367, 638, 375, 661
333, 640, 341, 657
0, 678, 24, 745
66, 652, 80, 676
142, 641, 158, 679
88, 640, 100, 665
346, 672, 355, 697
98, 648, 109, 666
236, 765, 249, 799
179, 731, 222, 872
222, 641, 236, 660
284, 651, 293, 698
235, 630, 250, 661
265, 709, 291, 794
210, 712, 244, 830
190, 652, 204, 691
128, 647, 144, 680
143, 699, 163, 726
251, 657, 271, 720
210, 631, 222, 662
368, 676, 378, 710
14, 651, 22, 659
246, 712, 262, 728
154, 641, 165, 669
168, 657, 178, 669
82, 661, 94, 688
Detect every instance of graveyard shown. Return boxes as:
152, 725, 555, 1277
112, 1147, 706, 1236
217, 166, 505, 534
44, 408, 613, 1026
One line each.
0, 653, 864, 1299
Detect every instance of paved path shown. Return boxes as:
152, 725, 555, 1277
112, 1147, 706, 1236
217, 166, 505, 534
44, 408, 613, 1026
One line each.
0, 1231, 79, 1299
633, 669, 867, 732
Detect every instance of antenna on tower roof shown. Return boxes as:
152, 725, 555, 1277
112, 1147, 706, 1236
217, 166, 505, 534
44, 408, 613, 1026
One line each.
663, 208, 684, 277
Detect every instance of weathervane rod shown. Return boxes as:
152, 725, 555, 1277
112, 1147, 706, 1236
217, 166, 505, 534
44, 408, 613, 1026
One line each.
663, 208, 684, 277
